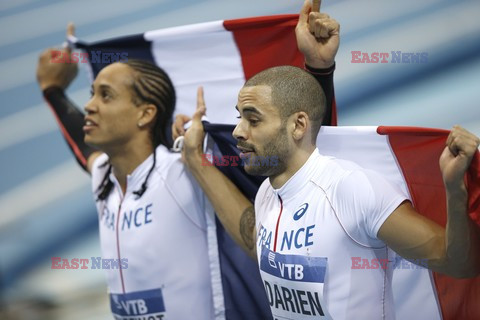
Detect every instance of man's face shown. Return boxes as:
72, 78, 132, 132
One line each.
83, 63, 142, 150
233, 85, 292, 176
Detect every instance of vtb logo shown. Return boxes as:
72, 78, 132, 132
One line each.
293, 203, 309, 221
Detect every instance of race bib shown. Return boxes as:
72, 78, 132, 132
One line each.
260, 246, 332, 320
110, 288, 166, 320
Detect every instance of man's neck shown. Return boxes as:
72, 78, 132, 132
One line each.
269, 145, 316, 189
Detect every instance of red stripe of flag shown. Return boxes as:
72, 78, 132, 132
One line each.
224, 15, 303, 80
378, 126, 480, 320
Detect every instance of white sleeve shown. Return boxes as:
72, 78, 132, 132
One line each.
254, 178, 270, 232
163, 159, 207, 231
334, 169, 408, 247
90, 153, 109, 194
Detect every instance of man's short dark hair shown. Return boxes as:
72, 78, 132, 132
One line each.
244, 66, 326, 143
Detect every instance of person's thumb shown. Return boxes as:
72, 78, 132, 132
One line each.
65, 23, 75, 53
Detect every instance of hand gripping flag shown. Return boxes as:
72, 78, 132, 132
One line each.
203, 124, 480, 320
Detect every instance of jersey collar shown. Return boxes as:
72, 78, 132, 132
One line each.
109, 145, 168, 195
272, 148, 322, 199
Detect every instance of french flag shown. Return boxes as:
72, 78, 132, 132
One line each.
72, 15, 479, 320
73, 14, 337, 126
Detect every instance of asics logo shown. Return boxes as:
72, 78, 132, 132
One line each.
293, 203, 309, 221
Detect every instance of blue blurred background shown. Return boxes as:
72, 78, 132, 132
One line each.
0, 0, 479, 318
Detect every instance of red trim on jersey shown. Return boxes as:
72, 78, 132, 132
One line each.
115, 184, 126, 294
44, 98, 88, 168
273, 195, 284, 252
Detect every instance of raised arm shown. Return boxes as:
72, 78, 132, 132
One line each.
296, 0, 339, 125
36, 24, 100, 173
173, 0, 340, 141
378, 126, 480, 278
183, 88, 257, 259
178, 2, 341, 260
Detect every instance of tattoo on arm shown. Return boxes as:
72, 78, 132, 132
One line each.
240, 206, 256, 251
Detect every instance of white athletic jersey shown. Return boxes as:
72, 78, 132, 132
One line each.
91, 145, 215, 320
255, 149, 408, 320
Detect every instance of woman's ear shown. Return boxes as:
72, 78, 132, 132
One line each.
138, 103, 157, 128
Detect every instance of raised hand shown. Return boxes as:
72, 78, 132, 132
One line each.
295, 0, 340, 69
440, 126, 480, 189
36, 23, 78, 90
182, 87, 207, 167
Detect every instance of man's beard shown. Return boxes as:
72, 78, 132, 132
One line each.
243, 126, 290, 177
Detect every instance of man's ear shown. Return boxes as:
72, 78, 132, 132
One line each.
292, 111, 309, 141
138, 103, 157, 128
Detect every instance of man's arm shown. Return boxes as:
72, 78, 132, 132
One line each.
305, 64, 335, 126
296, 0, 339, 125
36, 24, 100, 173
183, 88, 258, 258
178, 1, 341, 259
378, 126, 480, 278
173, 0, 340, 141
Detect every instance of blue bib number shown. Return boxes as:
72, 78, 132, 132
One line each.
110, 288, 166, 319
